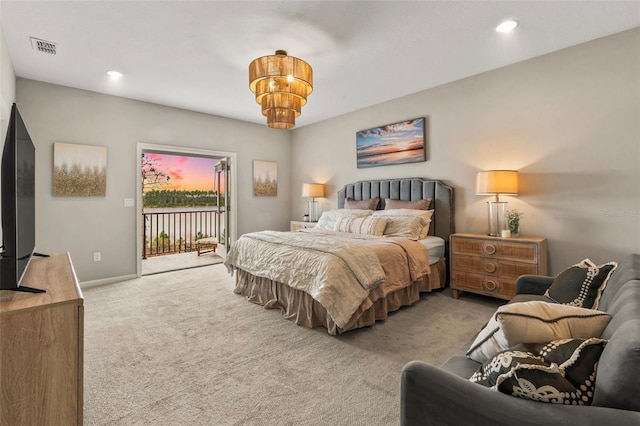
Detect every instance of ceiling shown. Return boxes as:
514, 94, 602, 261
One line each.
1, 1, 639, 129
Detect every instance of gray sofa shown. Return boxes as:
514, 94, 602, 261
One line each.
401, 253, 640, 426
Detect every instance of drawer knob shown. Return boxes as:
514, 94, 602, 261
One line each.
484, 262, 497, 273
483, 242, 497, 255
484, 279, 498, 291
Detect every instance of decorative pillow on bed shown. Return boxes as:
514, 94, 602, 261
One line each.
384, 198, 432, 210
373, 209, 434, 239
470, 338, 607, 405
315, 209, 373, 231
344, 197, 380, 210
544, 259, 618, 309
334, 216, 388, 236
380, 215, 426, 239
466, 301, 612, 362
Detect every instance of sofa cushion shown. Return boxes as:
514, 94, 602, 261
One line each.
466, 301, 612, 362
596, 254, 640, 312
591, 319, 640, 411
544, 259, 617, 309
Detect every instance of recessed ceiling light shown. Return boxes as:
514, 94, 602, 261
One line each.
106, 70, 123, 79
496, 20, 518, 33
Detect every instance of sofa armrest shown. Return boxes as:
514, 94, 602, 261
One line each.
400, 360, 640, 426
515, 275, 554, 295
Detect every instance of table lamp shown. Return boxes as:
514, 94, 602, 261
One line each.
475, 170, 519, 236
302, 183, 325, 222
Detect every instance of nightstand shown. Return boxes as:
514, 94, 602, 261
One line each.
450, 233, 548, 300
290, 221, 316, 231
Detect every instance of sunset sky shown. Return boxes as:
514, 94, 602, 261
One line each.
356, 118, 424, 156
143, 153, 218, 192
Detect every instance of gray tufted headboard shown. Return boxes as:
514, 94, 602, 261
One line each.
337, 177, 455, 244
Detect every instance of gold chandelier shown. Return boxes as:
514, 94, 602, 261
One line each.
249, 50, 313, 130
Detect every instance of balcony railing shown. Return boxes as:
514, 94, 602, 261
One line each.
142, 208, 223, 259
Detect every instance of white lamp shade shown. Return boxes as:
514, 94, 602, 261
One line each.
475, 170, 519, 195
302, 183, 325, 198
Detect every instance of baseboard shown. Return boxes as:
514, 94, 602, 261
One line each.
80, 274, 138, 289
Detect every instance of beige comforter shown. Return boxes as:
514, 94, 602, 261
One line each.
224, 229, 430, 328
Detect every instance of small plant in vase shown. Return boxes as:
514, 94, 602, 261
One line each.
506, 209, 523, 237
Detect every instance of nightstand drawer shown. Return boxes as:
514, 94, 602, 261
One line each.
499, 260, 539, 278
451, 255, 498, 275
451, 271, 516, 300
452, 255, 539, 277
497, 242, 540, 264
290, 221, 316, 231
451, 238, 540, 264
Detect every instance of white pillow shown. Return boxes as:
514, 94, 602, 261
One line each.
466, 301, 612, 363
334, 216, 388, 236
373, 209, 433, 239
316, 209, 373, 231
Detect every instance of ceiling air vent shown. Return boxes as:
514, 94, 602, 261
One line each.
30, 37, 57, 55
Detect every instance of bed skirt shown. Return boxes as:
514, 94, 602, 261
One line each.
233, 257, 447, 335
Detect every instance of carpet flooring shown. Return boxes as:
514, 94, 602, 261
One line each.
83, 264, 502, 425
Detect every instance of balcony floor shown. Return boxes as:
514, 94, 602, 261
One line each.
142, 251, 224, 275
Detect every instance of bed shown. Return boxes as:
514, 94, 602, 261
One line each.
225, 177, 455, 334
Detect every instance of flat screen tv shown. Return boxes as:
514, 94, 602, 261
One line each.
0, 103, 45, 293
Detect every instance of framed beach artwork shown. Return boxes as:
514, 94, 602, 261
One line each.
253, 160, 277, 196
53, 142, 107, 196
356, 117, 426, 168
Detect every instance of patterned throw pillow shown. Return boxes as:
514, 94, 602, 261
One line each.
471, 338, 607, 406
525, 338, 607, 405
494, 363, 582, 405
544, 259, 617, 309
469, 350, 546, 387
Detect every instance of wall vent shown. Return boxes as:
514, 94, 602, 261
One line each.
30, 37, 57, 55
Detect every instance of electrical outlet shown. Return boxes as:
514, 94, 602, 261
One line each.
93, 252, 101, 262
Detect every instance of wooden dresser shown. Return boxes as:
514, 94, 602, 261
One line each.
0, 253, 84, 426
450, 233, 548, 300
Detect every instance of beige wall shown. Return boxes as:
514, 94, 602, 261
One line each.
291, 28, 640, 274
0, 23, 16, 249
0, 22, 16, 146
16, 80, 291, 282
9, 27, 640, 281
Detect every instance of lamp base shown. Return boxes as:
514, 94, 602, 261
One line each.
308, 200, 319, 222
487, 201, 508, 237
